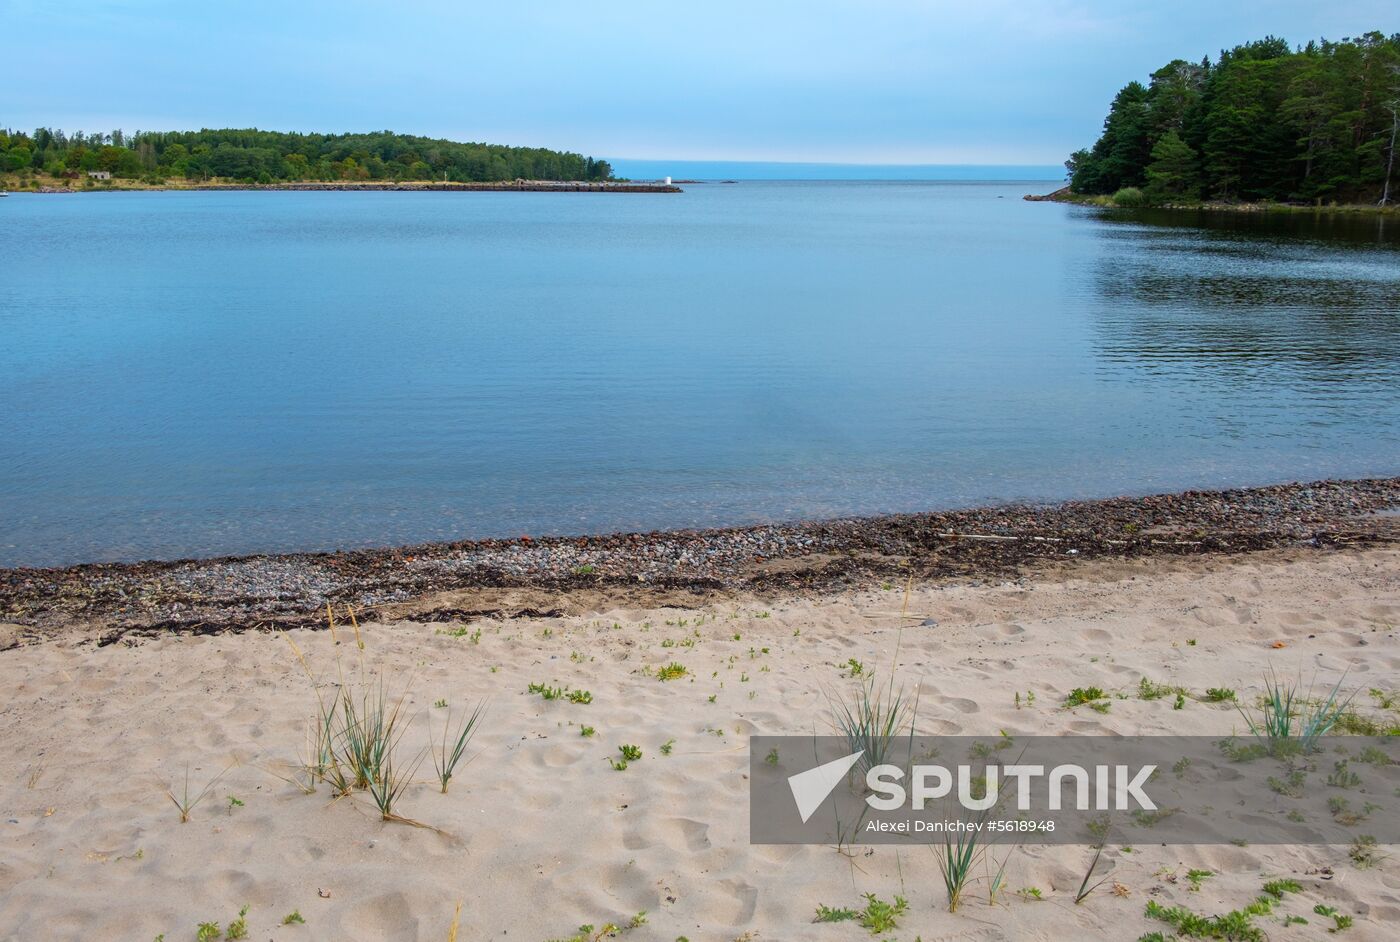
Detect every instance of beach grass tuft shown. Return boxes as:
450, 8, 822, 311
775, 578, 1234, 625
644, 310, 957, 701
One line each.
166, 764, 230, 823
431, 700, 487, 793
828, 675, 912, 774
1238, 669, 1352, 755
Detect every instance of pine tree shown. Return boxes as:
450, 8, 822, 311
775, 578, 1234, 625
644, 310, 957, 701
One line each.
1144, 130, 1200, 201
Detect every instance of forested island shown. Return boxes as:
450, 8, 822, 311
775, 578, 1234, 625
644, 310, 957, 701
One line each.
1064, 31, 1400, 208
0, 127, 615, 189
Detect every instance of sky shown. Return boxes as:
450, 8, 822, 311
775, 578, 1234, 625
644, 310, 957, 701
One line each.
2, 1, 1394, 169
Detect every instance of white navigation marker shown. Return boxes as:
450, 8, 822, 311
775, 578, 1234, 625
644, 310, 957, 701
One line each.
786, 750, 864, 823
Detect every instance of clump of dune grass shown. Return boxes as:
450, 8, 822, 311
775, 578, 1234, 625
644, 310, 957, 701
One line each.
431, 701, 487, 793
828, 675, 914, 774
366, 736, 424, 823
276, 629, 457, 830
339, 682, 407, 789
936, 824, 982, 912
1238, 669, 1353, 756
167, 764, 231, 823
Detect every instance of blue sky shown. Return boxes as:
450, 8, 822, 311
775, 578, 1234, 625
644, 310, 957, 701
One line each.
2, 1, 1393, 167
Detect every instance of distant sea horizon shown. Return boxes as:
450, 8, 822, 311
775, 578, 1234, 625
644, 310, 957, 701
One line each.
606, 159, 1065, 182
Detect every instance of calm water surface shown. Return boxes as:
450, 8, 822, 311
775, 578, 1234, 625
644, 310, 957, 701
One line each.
2, 182, 1398, 567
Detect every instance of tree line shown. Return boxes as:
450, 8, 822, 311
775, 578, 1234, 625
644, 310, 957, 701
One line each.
1067, 32, 1400, 205
0, 127, 613, 184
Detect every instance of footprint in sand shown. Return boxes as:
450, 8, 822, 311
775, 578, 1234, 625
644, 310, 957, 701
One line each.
929, 695, 980, 715
660, 816, 711, 852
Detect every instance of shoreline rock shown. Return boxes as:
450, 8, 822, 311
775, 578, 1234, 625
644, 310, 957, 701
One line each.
2, 477, 1396, 642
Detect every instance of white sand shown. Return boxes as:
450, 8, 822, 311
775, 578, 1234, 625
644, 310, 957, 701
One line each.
2, 546, 1397, 941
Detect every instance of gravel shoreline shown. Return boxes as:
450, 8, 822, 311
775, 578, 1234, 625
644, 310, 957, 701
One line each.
2, 477, 1397, 646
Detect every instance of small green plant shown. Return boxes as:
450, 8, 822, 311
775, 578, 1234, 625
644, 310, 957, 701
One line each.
1314, 904, 1353, 932
1144, 897, 1275, 941
1066, 687, 1107, 707
528, 682, 564, 700
1185, 869, 1212, 891
1260, 878, 1300, 899
1089, 700, 1112, 714
660, 738, 675, 756
434, 698, 448, 708
226, 795, 244, 813
844, 658, 865, 677
813, 904, 857, 923
573, 564, 597, 576
1204, 687, 1236, 702
1017, 887, 1043, 900
619, 744, 642, 762
567, 689, 593, 704
1349, 834, 1380, 869
1267, 768, 1307, 797
226, 906, 249, 940
580, 725, 596, 737
1173, 692, 1186, 710
765, 747, 779, 765
195, 924, 219, 942
1329, 797, 1376, 825
1129, 808, 1178, 829
656, 663, 688, 682
1139, 678, 1182, 700
857, 893, 908, 933
282, 910, 305, 925
1327, 760, 1361, 789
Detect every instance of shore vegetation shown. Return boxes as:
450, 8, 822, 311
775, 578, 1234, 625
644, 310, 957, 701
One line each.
0, 126, 613, 190
1066, 32, 1400, 208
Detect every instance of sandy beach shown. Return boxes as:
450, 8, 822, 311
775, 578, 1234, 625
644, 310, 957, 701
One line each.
2, 505, 1398, 939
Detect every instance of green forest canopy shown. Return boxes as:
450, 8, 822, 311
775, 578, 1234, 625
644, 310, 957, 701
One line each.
1067, 31, 1400, 204
0, 127, 613, 183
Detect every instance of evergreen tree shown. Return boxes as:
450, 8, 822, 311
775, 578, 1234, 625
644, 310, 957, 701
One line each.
1067, 31, 1400, 203
1144, 130, 1200, 201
